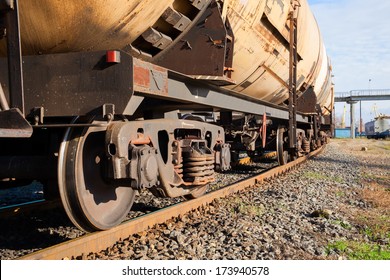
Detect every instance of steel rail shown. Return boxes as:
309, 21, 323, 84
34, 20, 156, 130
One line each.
18, 146, 325, 260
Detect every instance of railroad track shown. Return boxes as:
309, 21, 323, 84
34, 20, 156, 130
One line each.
18, 146, 325, 260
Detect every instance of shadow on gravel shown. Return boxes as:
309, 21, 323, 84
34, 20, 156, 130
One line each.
131, 202, 161, 213
0, 207, 75, 251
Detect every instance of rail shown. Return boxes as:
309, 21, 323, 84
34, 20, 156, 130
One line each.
18, 146, 325, 260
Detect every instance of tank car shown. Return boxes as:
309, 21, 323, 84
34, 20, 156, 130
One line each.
0, 0, 333, 231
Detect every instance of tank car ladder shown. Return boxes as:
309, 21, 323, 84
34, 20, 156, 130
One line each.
288, 1, 300, 159
0, 0, 32, 138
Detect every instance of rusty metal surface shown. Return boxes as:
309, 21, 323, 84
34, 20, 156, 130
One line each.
133, 58, 169, 96
226, 0, 332, 114
105, 118, 224, 199
180, 139, 215, 185
297, 86, 318, 114
136, 65, 311, 124
18, 145, 325, 260
58, 122, 138, 232
154, 1, 230, 77
0, 0, 177, 55
0, 51, 134, 117
288, 3, 298, 153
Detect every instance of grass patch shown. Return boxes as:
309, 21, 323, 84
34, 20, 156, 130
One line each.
356, 216, 390, 241
361, 172, 375, 180
361, 184, 390, 208
303, 171, 328, 180
352, 185, 390, 241
326, 240, 390, 260
374, 143, 390, 151
326, 138, 390, 260
362, 225, 390, 241
231, 198, 265, 217
381, 145, 390, 151
332, 219, 352, 230
303, 171, 344, 183
240, 204, 265, 217
335, 190, 345, 197
362, 172, 389, 182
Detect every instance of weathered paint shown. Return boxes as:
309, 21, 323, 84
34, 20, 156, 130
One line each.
133, 58, 169, 96
0, 0, 178, 55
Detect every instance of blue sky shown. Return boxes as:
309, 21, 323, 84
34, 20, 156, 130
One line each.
307, 0, 390, 125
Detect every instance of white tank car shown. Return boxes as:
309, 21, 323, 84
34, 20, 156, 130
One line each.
0, 0, 333, 114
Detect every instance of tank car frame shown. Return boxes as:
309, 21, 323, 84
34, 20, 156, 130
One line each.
0, 0, 331, 231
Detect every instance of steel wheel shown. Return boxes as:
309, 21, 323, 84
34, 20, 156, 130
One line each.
58, 124, 136, 232
277, 126, 289, 166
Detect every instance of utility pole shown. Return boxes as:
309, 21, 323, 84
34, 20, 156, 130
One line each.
341, 104, 346, 128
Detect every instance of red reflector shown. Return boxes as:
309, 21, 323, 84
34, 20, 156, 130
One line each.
106, 50, 121, 63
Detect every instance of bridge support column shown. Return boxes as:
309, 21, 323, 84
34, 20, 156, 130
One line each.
347, 100, 358, 139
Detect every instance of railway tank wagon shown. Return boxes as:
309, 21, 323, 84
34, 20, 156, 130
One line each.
0, 0, 333, 113
0, 0, 333, 231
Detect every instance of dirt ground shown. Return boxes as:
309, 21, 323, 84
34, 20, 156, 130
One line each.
329, 138, 389, 259
333, 138, 389, 189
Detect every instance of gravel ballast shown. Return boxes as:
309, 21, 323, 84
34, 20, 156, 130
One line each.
1, 139, 388, 260
88, 139, 389, 260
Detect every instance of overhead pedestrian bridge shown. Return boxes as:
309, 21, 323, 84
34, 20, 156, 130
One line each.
334, 89, 390, 139
335, 89, 390, 102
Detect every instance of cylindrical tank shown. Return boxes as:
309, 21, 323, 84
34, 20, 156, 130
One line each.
0, 0, 333, 113
225, 0, 333, 113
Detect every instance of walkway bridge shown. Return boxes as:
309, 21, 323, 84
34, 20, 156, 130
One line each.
335, 89, 390, 102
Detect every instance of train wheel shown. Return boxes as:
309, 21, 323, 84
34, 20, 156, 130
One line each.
277, 126, 289, 165
58, 124, 136, 232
